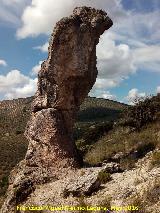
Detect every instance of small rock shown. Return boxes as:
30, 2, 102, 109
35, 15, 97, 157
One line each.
62, 168, 102, 197
112, 152, 125, 161
102, 162, 122, 173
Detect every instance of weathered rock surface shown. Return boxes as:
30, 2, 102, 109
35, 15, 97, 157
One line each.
62, 167, 103, 198
4, 151, 159, 213
25, 6, 113, 170
1, 6, 113, 213
102, 162, 122, 173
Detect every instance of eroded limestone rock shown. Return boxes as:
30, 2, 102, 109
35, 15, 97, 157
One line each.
25, 6, 113, 170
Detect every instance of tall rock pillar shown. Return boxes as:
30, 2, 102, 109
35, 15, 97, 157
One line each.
25, 7, 113, 170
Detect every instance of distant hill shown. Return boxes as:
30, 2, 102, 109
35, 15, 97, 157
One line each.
0, 96, 127, 133
78, 97, 127, 122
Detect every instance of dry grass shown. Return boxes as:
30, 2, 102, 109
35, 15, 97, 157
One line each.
84, 122, 160, 169
150, 150, 160, 168
98, 196, 111, 213
128, 179, 160, 213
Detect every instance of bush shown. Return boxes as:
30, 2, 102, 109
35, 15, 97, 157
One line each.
0, 176, 8, 188
150, 151, 160, 168
76, 122, 113, 155
83, 122, 113, 144
99, 196, 111, 213
85, 123, 159, 168
0, 175, 9, 196
123, 94, 160, 129
15, 127, 24, 135
98, 171, 111, 184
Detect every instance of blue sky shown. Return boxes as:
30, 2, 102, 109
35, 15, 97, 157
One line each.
0, 0, 160, 104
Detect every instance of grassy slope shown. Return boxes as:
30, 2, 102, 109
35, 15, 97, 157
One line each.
84, 94, 160, 170
84, 121, 160, 169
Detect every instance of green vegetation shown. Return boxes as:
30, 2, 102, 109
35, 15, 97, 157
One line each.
122, 94, 160, 129
128, 178, 160, 213
150, 150, 160, 168
84, 121, 159, 170
98, 196, 111, 213
76, 195, 88, 213
84, 95, 160, 169
97, 171, 111, 184
0, 94, 159, 207
0, 176, 8, 196
75, 121, 113, 154
0, 96, 126, 199
79, 97, 127, 122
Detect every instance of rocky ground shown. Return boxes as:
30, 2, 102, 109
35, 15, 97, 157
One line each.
9, 150, 159, 213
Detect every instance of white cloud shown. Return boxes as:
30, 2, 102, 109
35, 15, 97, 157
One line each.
17, 0, 135, 93
16, 0, 126, 38
16, 0, 160, 43
133, 45, 160, 72
0, 0, 30, 26
94, 78, 118, 89
126, 88, 146, 105
0, 70, 37, 100
1, 0, 27, 5
157, 86, 160, 93
5, 78, 37, 99
34, 42, 49, 52
98, 91, 116, 100
92, 32, 136, 91
4, 0, 158, 100
31, 60, 43, 75
0, 59, 7, 66
114, 10, 160, 44
89, 88, 116, 100
0, 70, 29, 92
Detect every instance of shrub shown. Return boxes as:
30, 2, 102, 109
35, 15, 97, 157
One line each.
76, 196, 88, 213
83, 122, 113, 145
76, 122, 113, 155
123, 94, 160, 129
85, 123, 159, 168
98, 171, 111, 184
15, 127, 24, 135
150, 151, 160, 168
0, 175, 9, 196
0, 176, 8, 188
99, 196, 111, 213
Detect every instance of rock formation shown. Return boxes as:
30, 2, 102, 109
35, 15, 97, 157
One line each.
25, 6, 113, 170
1, 6, 113, 213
